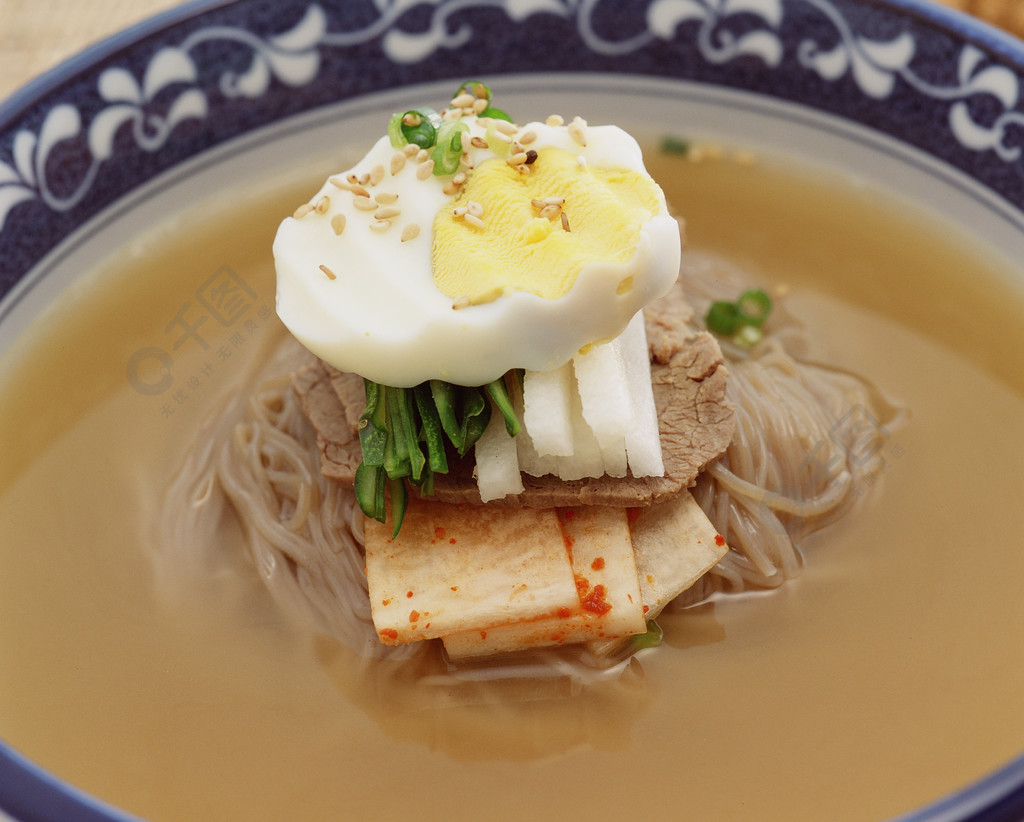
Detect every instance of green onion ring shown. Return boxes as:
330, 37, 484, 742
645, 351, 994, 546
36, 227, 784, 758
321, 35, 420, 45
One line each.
736, 289, 772, 326
387, 106, 441, 149
705, 300, 741, 336
431, 121, 469, 176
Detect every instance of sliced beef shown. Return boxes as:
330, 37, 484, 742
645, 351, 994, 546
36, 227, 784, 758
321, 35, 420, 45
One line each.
292, 360, 363, 483
293, 281, 735, 508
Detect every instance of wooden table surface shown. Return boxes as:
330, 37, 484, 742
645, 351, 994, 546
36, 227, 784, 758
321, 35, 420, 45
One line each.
0, 0, 1021, 104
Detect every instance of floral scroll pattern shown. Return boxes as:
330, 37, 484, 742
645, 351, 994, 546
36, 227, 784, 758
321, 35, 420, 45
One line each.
2, 0, 1023, 234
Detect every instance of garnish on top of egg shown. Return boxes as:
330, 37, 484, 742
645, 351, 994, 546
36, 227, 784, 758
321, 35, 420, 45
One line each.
274, 83, 683, 535
274, 85, 680, 388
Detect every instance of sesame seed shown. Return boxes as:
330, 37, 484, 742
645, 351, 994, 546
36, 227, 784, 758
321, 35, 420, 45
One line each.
416, 159, 434, 180
369, 164, 386, 186
451, 92, 475, 108
369, 219, 392, 233
390, 151, 407, 175
353, 195, 376, 211
545, 114, 564, 127
519, 130, 537, 145
470, 136, 488, 149
401, 223, 420, 242
464, 213, 485, 230
560, 212, 570, 232
319, 264, 337, 279
293, 203, 314, 219
493, 119, 518, 135
314, 195, 331, 215
374, 192, 398, 204
467, 200, 483, 218
403, 144, 420, 158
374, 205, 401, 220
331, 214, 346, 235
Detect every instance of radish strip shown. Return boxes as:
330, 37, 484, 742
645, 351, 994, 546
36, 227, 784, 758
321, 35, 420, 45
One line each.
619, 311, 663, 477
522, 362, 574, 457
475, 406, 524, 502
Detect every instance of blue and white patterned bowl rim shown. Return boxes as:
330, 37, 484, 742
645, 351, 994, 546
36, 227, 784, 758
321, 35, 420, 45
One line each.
1, 1, 1023, 820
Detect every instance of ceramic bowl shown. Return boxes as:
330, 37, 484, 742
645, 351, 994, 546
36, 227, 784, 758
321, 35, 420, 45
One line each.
1, 1, 1023, 820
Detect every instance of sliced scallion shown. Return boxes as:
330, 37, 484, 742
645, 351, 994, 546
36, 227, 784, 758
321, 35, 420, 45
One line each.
705, 300, 741, 336
660, 135, 690, 156
485, 376, 521, 437
388, 475, 409, 538
733, 324, 763, 348
480, 106, 512, 122
355, 373, 521, 536
387, 106, 441, 149
394, 386, 426, 482
459, 387, 491, 454
736, 289, 772, 326
431, 120, 469, 176
630, 620, 663, 650
414, 383, 448, 474
430, 379, 463, 452
705, 287, 774, 345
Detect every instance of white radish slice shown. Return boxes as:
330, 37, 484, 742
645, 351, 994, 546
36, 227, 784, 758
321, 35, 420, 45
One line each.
573, 335, 631, 451
553, 368, 605, 480
474, 405, 524, 502
522, 362, 574, 457
619, 311, 664, 477
516, 310, 663, 483
511, 374, 558, 477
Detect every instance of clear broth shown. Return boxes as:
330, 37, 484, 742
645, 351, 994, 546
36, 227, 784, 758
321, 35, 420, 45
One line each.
1, 149, 1023, 822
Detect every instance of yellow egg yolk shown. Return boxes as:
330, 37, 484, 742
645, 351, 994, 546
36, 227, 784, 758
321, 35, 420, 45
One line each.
431, 147, 663, 305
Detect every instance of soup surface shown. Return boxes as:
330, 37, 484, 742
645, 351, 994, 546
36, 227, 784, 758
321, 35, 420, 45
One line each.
1, 146, 1023, 822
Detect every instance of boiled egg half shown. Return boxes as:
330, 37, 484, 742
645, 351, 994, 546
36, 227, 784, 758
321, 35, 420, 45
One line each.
274, 111, 680, 387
